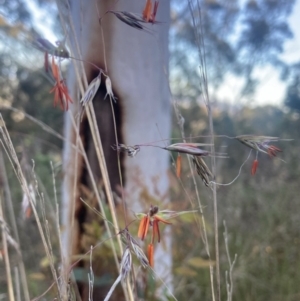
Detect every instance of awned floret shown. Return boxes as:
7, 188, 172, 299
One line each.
136, 205, 195, 267
236, 135, 283, 175
50, 80, 73, 111
236, 135, 282, 157
49, 57, 73, 110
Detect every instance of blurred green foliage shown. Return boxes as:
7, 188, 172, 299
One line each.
171, 103, 300, 301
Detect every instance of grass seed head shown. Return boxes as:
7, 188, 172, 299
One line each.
104, 76, 117, 103
164, 143, 210, 156
192, 155, 213, 187
50, 80, 73, 111
80, 74, 101, 106
120, 247, 132, 280
112, 144, 140, 157
129, 236, 149, 268
109, 11, 145, 30
236, 135, 282, 157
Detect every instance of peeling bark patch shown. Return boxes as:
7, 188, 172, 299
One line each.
70, 65, 125, 300
76, 71, 125, 246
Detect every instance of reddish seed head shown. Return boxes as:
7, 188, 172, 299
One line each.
143, 0, 152, 22
154, 215, 172, 225
50, 80, 73, 111
137, 216, 150, 240
151, 216, 171, 243
25, 206, 32, 219
152, 219, 160, 243
137, 210, 171, 244
150, 1, 159, 23
176, 154, 181, 178
251, 159, 258, 175
50, 56, 73, 110
267, 145, 282, 157
148, 244, 154, 267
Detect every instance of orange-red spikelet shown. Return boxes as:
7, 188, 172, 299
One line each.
147, 243, 154, 267
50, 56, 73, 110
137, 206, 174, 269
267, 145, 282, 157
176, 154, 181, 178
152, 216, 171, 243
151, 1, 159, 23
50, 80, 73, 111
143, 0, 152, 22
251, 159, 258, 175
152, 219, 160, 243
138, 216, 150, 240
25, 206, 32, 219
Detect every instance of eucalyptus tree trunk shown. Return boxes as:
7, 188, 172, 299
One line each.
61, 0, 171, 299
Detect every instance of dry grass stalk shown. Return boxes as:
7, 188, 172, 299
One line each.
0, 116, 63, 298
0, 105, 79, 151
34, 168, 60, 295
188, 0, 219, 299
0, 150, 30, 301
88, 246, 94, 301
223, 221, 237, 301
0, 195, 15, 301
14, 267, 21, 301
169, 88, 214, 299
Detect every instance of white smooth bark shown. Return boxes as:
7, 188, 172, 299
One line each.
62, 0, 172, 294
